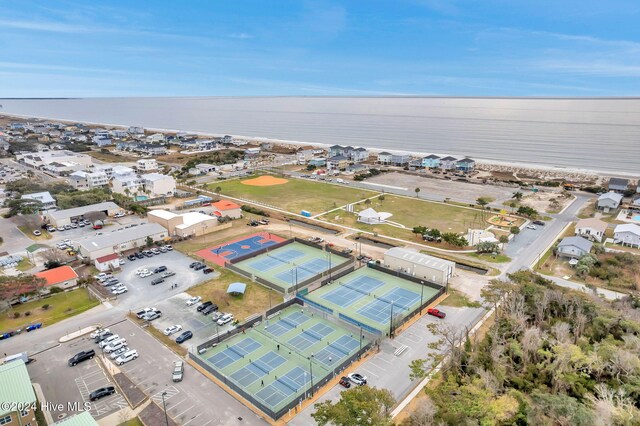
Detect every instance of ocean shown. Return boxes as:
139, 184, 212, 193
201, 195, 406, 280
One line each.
0, 97, 638, 175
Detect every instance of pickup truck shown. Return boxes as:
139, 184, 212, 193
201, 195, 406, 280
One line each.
136, 308, 157, 319
143, 310, 162, 321
68, 349, 96, 367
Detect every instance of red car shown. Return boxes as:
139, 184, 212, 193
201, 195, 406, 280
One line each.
427, 308, 446, 319
339, 376, 351, 388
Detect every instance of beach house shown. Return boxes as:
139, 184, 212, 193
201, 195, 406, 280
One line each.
456, 158, 476, 172
21, 191, 57, 211
575, 218, 608, 242
608, 177, 630, 193
377, 152, 393, 164
421, 154, 440, 168
390, 153, 411, 166
597, 192, 623, 212
613, 223, 640, 248
556, 236, 593, 258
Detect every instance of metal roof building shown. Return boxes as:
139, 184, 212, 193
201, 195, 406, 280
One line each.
383, 247, 455, 286
0, 360, 38, 422
76, 222, 168, 259
46, 201, 122, 226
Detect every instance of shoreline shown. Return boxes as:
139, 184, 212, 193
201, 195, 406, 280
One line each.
1, 111, 636, 180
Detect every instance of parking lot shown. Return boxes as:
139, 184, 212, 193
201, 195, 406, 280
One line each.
107, 250, 211, 309
148, 292, 237, 348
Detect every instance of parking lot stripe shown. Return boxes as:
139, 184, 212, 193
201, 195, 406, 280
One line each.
182, 413, 201, 425
172, 405, 195, 420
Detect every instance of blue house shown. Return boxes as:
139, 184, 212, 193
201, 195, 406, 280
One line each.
456, 158, 476, 172
309, 158, 326, 167
422, 154, 440, 168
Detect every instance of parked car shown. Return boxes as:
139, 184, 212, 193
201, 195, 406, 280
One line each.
194, 264, 206, 271
127, 254, 137, 261
151, 278, 165, 286
347, 373, 367, 386
151, 248, 161, 255
202, 304, 218, 315
339, 376, 351, 388
153, 266, 167, 274
189, 261, 201, 268
135, 252, 144, 259
94, 331, 113, 343
203, 267, 214, 274
115, 349, 138, 365
197, 301, 213, 312
144, 311, 162, 321
68, 350, 95, 367
114, 212, 125, 218
427, 308, 446, 319
163, 325, 182, 336
140, 271, 153, 278
47, 226, 55, 232
104, 339, 127, 353
217, 313, 234, 326
159, 246, 168, 253
112, 286, 128, 295
99, 335, 121, 348
176, 331, 193, 344
89, 386, 115, 401
526, 225, 536, 230
165, 245, 173, 251
533, 220, 545, 226
135, 268, 149, 276
161, 271, 176, 278
109, 346, 129, 359
172, 361, 184, 382
186, 296, 201, 306
135, 308, 157, 319
90, 328, 109, 339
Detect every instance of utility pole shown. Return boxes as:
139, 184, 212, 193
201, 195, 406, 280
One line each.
309, 354, 315, 397
161, 391, 169, 426
389, 301, 394, 338
420, 281, 424, 314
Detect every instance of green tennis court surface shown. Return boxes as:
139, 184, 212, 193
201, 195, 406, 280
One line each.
195, 305, 368, 416
303, 266, 438, 332
233, 242, 349, 292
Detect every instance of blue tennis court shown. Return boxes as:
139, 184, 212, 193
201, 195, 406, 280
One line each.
358, 288, 421, 324
265, 312, 311, 337
321, 275, 385, 307
207, 337, 262, 369
230, 351, 287, 387
314, 335, 360, 366
287, 323, 335, 351
255, 366, 311, 407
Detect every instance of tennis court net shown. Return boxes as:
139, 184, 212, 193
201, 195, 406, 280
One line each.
342, 282, 369, 297
328, 342, 349, 356
227, 345, 245, 359
280, 317, 298, 329
251, 361, 270, 375
266, 253, 291, 265
376, 295, 410, 311
277, 377, 298, 393
302, 328, 322, 342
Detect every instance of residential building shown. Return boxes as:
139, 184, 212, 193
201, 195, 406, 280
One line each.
608, 177, 630, 193
94, 253, 121, 272
21, 191, 57, 211
141, 173, 176, 197
308, 158, 326, 167
0, 360, 38, 426
456, 158, 476, 172
76, 222, 168, 259
92, 136, 112, 147
221, 135, 234, 144
127, 126, 144, 135
421, 154, 440, 168
16, 150, 93, 171
244, 147, 261, 157
390, 153, 411, 166
613, 223, 640, 248
327, 155, 349, 171
357, 208, 392, 225
297, 147, 315, 164
148, 210, 219, 236
377, 152, 392, 164
146, 133, 165, 143
111, 165, 135, 179
439, 156, 458, 170
111, 175, 144, 197
351, 147, 369, 162
597, 192, 623, 212
556, 236, 593, 258
575, 218, 608, 242
136, 158, 158, 171
46, 201, 122, 227
383, 247, 454, 286
68, 170, 109, 190
34, 265, 79, 290
136, 144, 167, 156
211, 200, 242, 219
328, 145, 344, 157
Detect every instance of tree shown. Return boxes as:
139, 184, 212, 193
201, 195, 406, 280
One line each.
412, 226, 427, 237
476, 241, 499, 254
479, 279, 511, 311
402, 398, 436, 426
306, 164, 317, 171
84, 211, 107, 224
364, 198, 372, 205
499, 235, 509, 245
510, 226, 520, 239
312, 386, 395, 426
5, 198, 43, 217
512, 191, 524, 201
214, 186, 222, 194
41, 248, 66, 267
517, 206, 538, 218
476, 197, 489, 208
0, 275, 47, 306
414, 187, 421, 198
146, 236, 153, 247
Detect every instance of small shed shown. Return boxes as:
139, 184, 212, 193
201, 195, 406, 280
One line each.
227, 282, 247, 295
94, 253, 120, 272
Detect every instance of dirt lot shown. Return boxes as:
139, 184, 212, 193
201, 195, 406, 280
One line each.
519, 190, 574, 214
366, 172, 516, 204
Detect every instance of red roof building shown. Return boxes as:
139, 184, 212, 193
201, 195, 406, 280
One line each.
211, 200, 242, 219
94, 252, 121, 272
34, 266, 79, 289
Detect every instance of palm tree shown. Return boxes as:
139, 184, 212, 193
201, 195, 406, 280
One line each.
512, 191, 524, 201
414, 187, 421, 198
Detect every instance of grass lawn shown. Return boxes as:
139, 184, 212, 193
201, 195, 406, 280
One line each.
18, 226, 52, 240
440, 289, 482, 308
16, 258, 34, 272
117, 417, 144, 426
0, 288, 99, 331
208, 177, 378, 215
188, 268, 282, 322
468, 252, 512, 263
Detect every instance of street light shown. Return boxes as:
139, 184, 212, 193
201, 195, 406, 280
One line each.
161, 391, 169, 426
420, 281, 424, 314
308, 354, 315, 397
388, 301, 394, 338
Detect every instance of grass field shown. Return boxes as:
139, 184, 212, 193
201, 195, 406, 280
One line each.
439, 289, 482, 308
321, 195, 487, 240
208, 177, 377, 215
87, 150, 131, 163
18, 226, 52, 240
187, 268, 282, 322
468, 252, 512, 263
0, 288, 99, 331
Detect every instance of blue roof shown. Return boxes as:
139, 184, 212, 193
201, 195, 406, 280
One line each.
227, 282, 247, 294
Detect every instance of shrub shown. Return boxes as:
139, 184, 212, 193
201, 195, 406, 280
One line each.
42, 304, 50, 310
49, 287, 63, 294
24, 311, 31, 316
13, 312, 20, 318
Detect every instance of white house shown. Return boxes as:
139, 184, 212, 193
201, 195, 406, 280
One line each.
146, 133, 165, 143
557, 236, 593, 258
357, 207, 393, 224
141, 173, 176, 197
68, 170, 109, 190
575, 218, 608, 242
127, 126, 144, 135
597, 192, 624, 212
94, 253, 121, 272
613, 223, 640, 248
111, 175, 144, 197
137, 158, 158, 171
21, 191, 57, 211
439, 156, 458, 170
377, 152, 392, 164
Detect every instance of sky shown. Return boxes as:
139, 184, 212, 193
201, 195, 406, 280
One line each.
1, 0, 640, 97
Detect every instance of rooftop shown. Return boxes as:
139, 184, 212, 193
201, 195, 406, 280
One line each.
53, 411, 99, 426
576, 218, 608, 233
212, 200, 241, 211
35, 265, 78, 286
385, 247, 455, 273
598, 192, 624, 202
609, 177, 630, 187
95, 253, 120, 263
0, 360, 37, 417
21, 191, 55, 204
77, 222, 167, 252
142, 172, 172, 182
48, 202, 120, 221
614, 223, 640, 236
558, 236, 593, 252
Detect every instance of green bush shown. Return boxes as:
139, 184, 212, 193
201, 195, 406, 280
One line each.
42, 304, 50, 310
24, 311, 31, 316
13, 312, 20, 318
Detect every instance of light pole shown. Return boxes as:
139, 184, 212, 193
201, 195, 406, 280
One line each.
215, 321, 220, 344
328, 251, 332, 281
161, 391, 169, 426
420, 281, 424, 314
388, 301, 394, 338
308, 354, 314, 397
358, 326, 363, 357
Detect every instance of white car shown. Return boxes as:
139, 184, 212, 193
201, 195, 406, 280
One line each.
186, 296, 201, 306
526, 225, 537, 230
118, 258, 125, 265
63, 239, 71, 245
104, 339, 127, 353
140, 271, 153, 278
114, 212, 125, 218
110, 346, 129, 359
90, 328, 109, 339
347, 372, 368, 386
163, 325, 182, 336
165, 245, 173, 251
116, 349, 138, 365
99, 334, 120, 348
217, 313, 234, 326
112, 286, 128, 295
135, 268, 147, 275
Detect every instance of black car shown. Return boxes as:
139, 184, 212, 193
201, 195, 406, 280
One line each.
533, 220, 546, 226
151, 278, 165, 286
194, 264, 206, 271
154, 266, 167, 273
127, 254, 137, 261
196, 301, 213, 312
176, 331, 193, 344
189, 261, 200, 268
95, 332, 113, 343
68, 349, 96, 366
135, 252, 144, 259
203, 267, 214, 274
89, 386, 115, 401
202, 304, 218, 315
